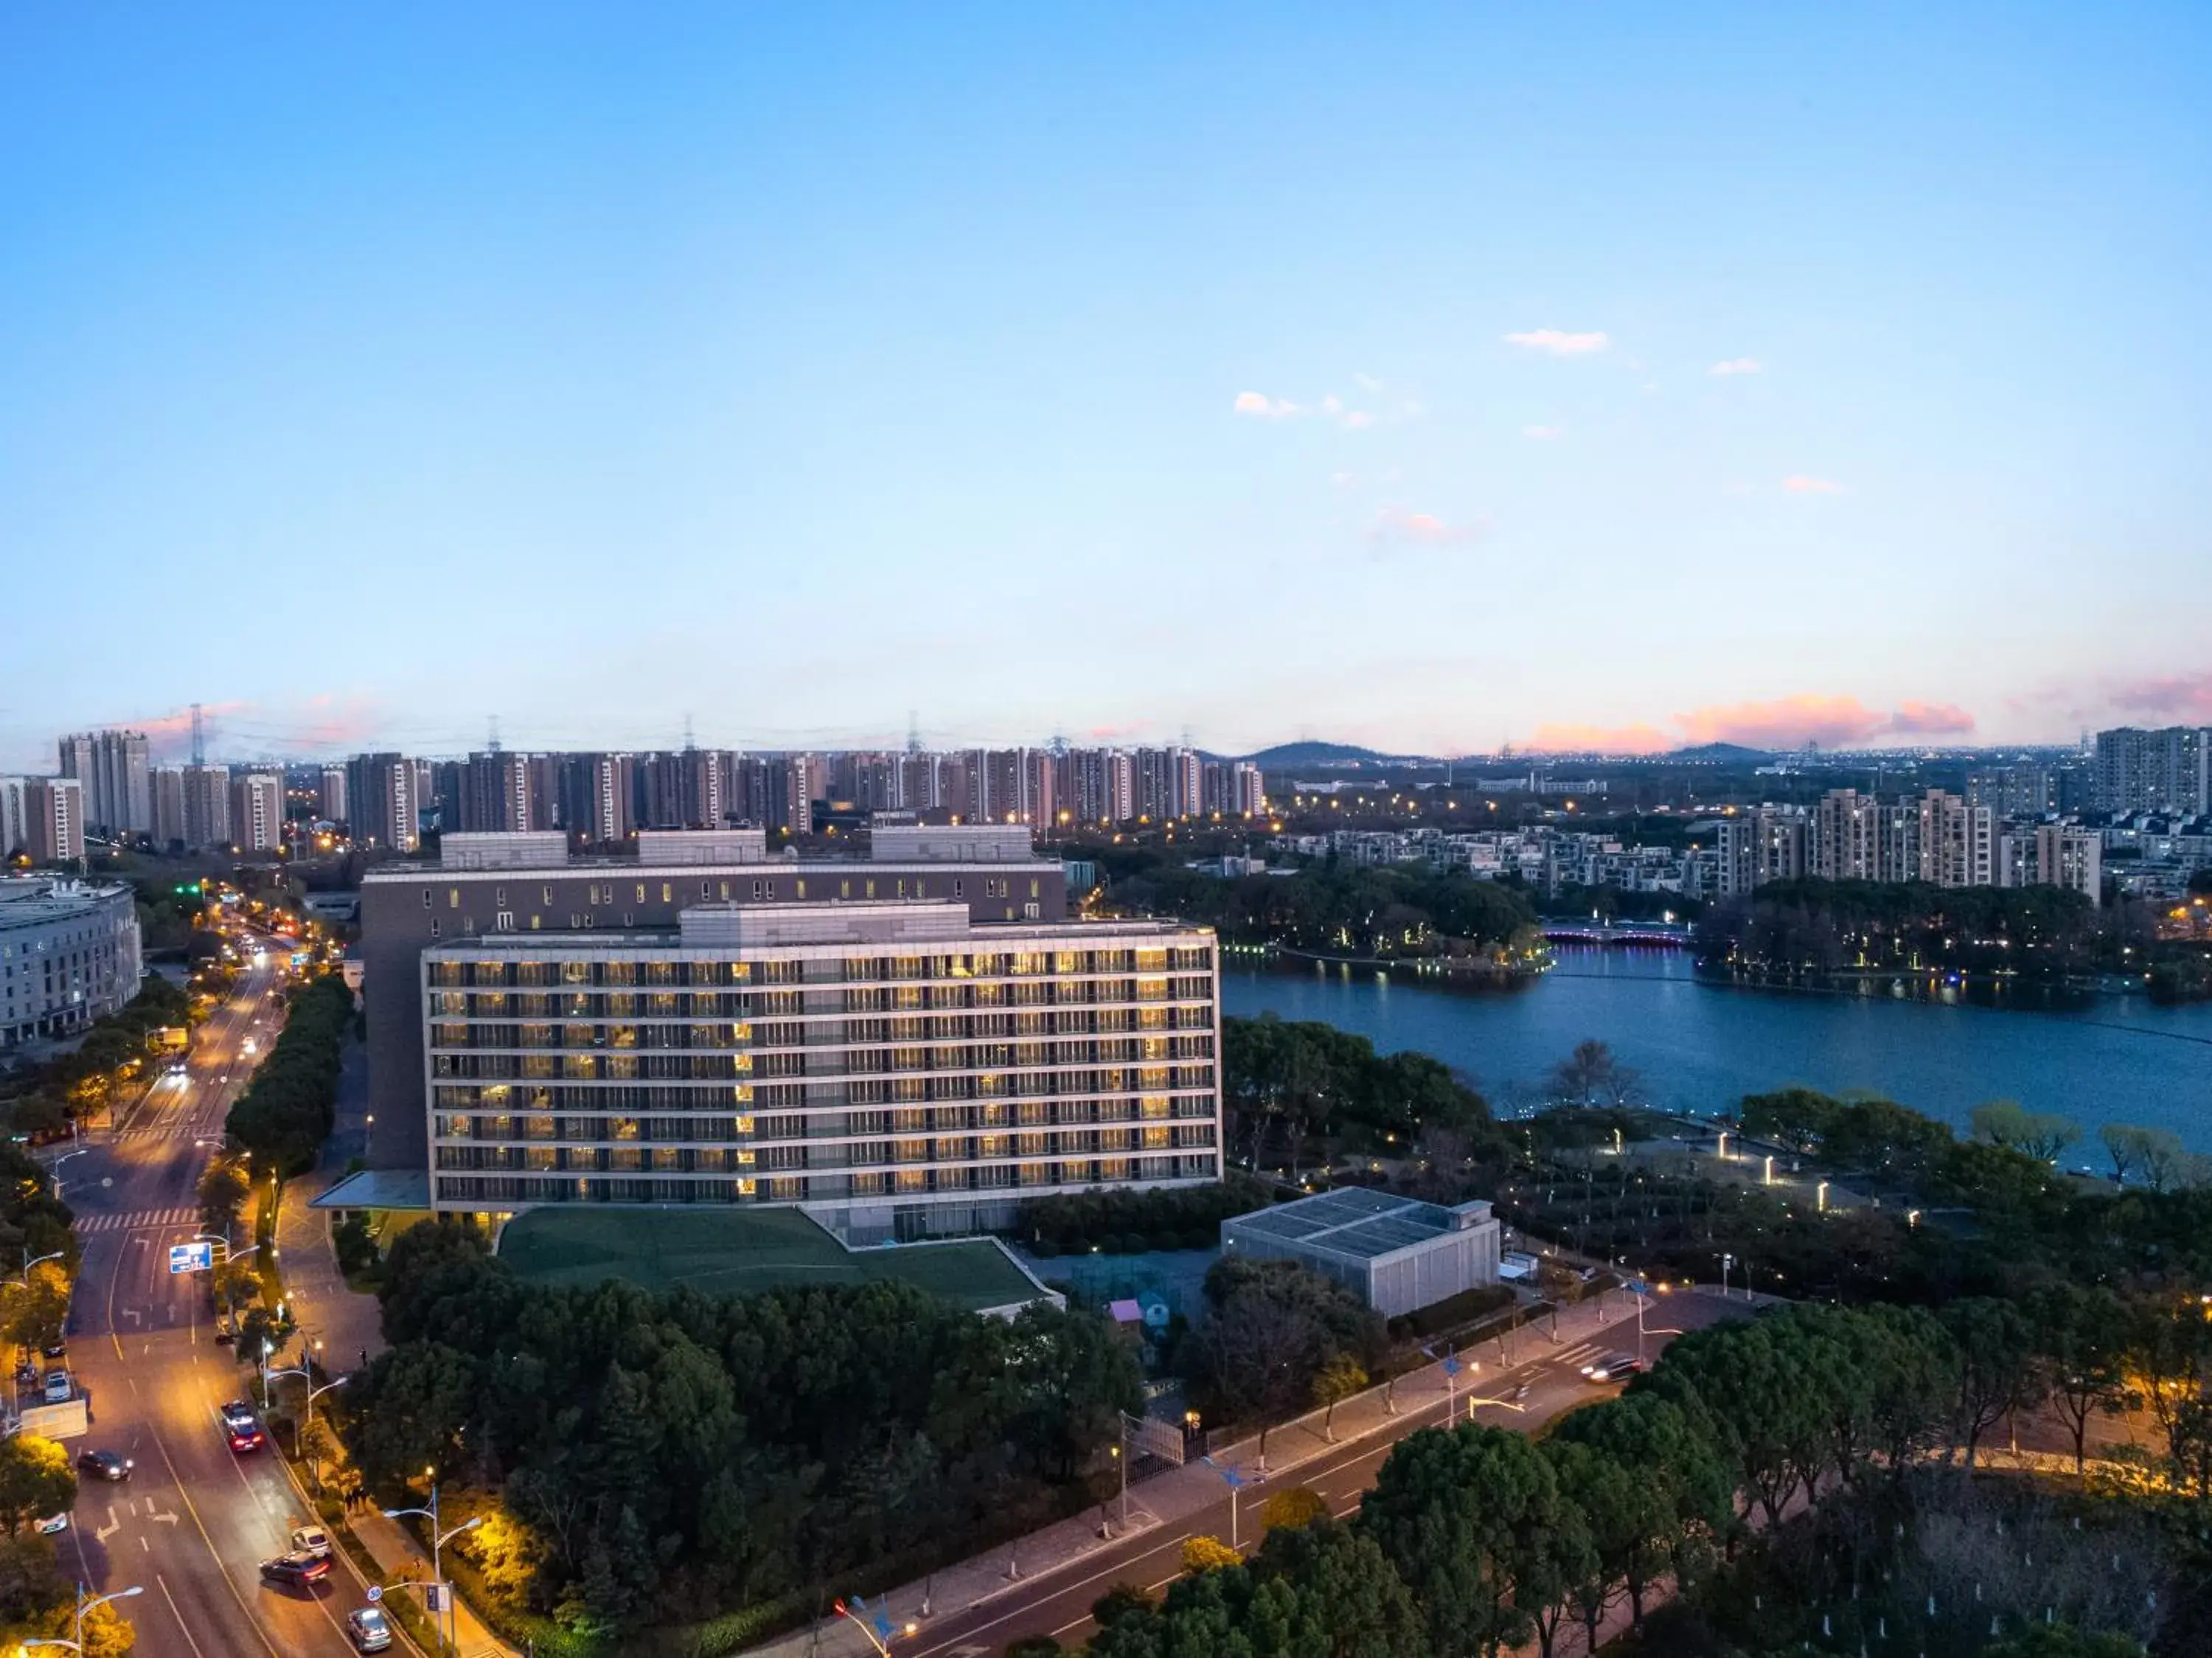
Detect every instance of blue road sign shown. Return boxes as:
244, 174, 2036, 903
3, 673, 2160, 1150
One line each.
168, 1241, 214, 1274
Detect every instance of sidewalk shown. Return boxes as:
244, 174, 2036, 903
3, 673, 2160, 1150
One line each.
743, 1288, 1684, 1658
273, 1035, 517, 1657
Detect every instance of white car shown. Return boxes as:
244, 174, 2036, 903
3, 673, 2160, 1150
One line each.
291, 1525, 333, 1560
41, 1370, 71, 1404
346, 1607, 392, 1652
36, 1512, 68, 1536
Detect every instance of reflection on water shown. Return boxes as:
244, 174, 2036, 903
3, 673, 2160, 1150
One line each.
1223, 949, 2212, 1152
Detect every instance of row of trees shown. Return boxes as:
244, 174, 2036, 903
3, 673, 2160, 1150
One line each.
342, 1219, 1143, 1640
223, 972, 350, 1174
0, 974, 193, 1141
1735, 1086, 2211, 1196
1077, 1299, 2194, 1658
1222, 1013, 1503, 1172
1099, 853, 1542, 963
1014, 1174, 1278, 1257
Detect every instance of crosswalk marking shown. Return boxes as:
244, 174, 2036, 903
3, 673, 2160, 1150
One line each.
73, 1207, 201, 1236
110, 1125, 196, 1141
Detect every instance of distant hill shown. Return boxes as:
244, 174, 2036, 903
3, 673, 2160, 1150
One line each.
1241, 740, 1435, 769
1666, 742, 1776, 763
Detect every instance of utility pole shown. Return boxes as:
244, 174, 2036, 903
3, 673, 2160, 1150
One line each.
189, 703, 205, 767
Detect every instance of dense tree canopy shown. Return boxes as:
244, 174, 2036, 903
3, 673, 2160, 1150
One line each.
224, 973, 350, 1173
349, 1219, 1143, 1637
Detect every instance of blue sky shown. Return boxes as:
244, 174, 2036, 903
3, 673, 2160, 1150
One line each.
4, 4, 2208, 767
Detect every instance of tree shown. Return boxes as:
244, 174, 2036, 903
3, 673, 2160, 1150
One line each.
1310, 1353, 1368, 1441
1181, 1534, 1242, 1573
1969, 1099, 2079, 1162
1548, 1392, 1733, 1623
2099, 1124, 2185, 1190
1982, 1626, 2147, 1658
0, 1437, 74, 1539
196, 1158, 252, 1236
1258, 1486, 1329, 1533
2026, 1284, 2131, 1474
1358, 1423, 1559, 1658
1944, 1297, 2042, 1466
1551, 1040, 1636, 1109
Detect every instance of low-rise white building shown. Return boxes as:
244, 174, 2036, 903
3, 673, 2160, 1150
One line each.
0, 876, 144, 1048
1220, 1187, 1502, 1317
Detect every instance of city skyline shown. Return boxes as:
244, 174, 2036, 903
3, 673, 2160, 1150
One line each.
5, 6, 2208, 767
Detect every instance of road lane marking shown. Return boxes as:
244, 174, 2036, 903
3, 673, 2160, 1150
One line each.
157, 1573, 212, 1658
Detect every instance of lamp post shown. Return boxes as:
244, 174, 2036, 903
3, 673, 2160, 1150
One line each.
385, 1472, 482, 1654
265, 1362, 350, 1488
46, 1148, 86, 1204
21, 1582, 145, 1651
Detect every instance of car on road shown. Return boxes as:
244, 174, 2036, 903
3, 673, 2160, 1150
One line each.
76, 1449, 132, 1482
1579, 1351, 1644, 1384
345, 1607, 393, 1652
41, 1370, 70, 1404
291, 1524, 332, 1559
259, 1552, 330, 1590
35, 1512, 67, 1536
220, 1399, 265, 1451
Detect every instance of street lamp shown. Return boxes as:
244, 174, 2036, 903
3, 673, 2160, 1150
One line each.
21, 1582, 145, 1651
10, 1250, 63, 1287
385, 1473, 482, 1655
46, 1149, 86, 1203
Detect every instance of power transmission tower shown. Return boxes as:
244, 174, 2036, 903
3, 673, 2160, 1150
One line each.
189, 704, 204, 766
487, 715, 503, 755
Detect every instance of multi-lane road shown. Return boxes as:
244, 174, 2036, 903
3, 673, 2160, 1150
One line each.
54, 940, 379, 1658
898, 1294, 1743, 1658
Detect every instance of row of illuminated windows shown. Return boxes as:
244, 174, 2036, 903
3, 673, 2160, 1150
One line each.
426, 946, 1211, 989
424, 872, 1052, 915
431, 1156, 1219, 1209
423, 1002, 1213, 1041
434, 1131, 1214, 1176
434, 1097, 1213, 1143
428, 1044, 1214, 1081
422, 976, 1213, 1016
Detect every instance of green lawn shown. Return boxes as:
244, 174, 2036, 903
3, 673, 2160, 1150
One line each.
496, 1206, 1043, 1312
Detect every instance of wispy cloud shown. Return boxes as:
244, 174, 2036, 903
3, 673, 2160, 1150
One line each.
1233, 384, 1407, 429
1366, 507, 1486, 553
1527, 693, 1976, 754
1708, 357, 1762, 377
2110, 671, 2212, 721
1503, 328, 1609, 357
1522, 424, 1565, 441
1782, 475, 1848, 495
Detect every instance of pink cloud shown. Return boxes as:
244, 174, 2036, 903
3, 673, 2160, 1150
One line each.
1782, 475, 1848, 495
1527, 693, 1979, 753
1366, 507, 1485, 552
1888, 700, 1978, 736
1503, 329, 1610, 356
1234, 391, 1299, 419
2109, 671, 2212, 721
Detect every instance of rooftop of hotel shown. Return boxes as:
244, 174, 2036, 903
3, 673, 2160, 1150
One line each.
364, 824, 1049, 881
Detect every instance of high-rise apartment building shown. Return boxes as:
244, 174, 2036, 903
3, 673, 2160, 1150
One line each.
2093, 726, 2212, 816
1910, 789, 1994, 888
230, 773, 285, 853
2034, 825, 2101, 904
0, 779, 27, 860
24, 778, 84, 864
57, 730, 151, 836
1812, 790, 1883, 881
319, 766, 349, 825
344, 753, 422, 851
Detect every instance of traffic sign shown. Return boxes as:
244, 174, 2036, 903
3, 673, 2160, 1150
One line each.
168, 1241, 214, 1275
366, 1585, 383, 1603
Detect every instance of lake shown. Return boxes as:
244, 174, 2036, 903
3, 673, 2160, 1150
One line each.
1222, 950, 2212, 1155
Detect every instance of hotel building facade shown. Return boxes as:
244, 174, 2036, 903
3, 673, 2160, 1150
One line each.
360, 827, 1223, 1238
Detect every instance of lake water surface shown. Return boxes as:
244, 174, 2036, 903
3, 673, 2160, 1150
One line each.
1222, 950, 2212, 1153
